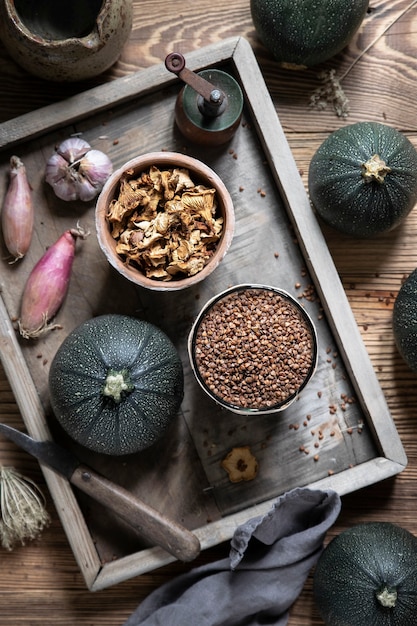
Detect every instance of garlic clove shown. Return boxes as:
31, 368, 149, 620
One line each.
79, 149, 113, 188
57, 137, 91, 163
76, 177, 100, 202
45, 152, 70, 185
50, 176, 80, 202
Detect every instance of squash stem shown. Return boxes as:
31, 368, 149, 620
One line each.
361, 154, 391, 184
102, 369, 134, 403
376, 585, 397, 608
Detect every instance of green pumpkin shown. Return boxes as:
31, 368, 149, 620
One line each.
308, 122, 417, 237
250, 0, 369, 68
393, 269, 417, 373
313, 522, 417, 626
48, 314, 184, 456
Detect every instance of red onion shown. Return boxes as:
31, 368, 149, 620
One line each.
2, 156, 34, 262
18, 225, 89, 339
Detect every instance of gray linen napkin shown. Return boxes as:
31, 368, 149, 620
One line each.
123, 487, 341, 626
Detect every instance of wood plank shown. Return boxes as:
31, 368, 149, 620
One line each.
0, 294, 102, 590
0, 39, 239, 149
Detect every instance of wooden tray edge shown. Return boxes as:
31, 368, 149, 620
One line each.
0, 37, 240, 150
91, 455, 406, 591
233, 37, 407, 467
0, 36, 407, 591
0, 292, 102, 588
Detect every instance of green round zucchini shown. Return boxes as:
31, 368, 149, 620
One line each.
48, 314, 184, 456
308, 121, 417, 237
393, 269, 417, 373
314, 522, 417, 626
250, 0, 369, 68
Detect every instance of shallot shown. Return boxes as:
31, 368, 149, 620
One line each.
18, 225, 89, 339
45, 137, 113, 202
1, 155, 34, 262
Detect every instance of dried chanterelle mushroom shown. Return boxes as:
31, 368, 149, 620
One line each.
106, 165, 223, 281
221, 446, 259, 483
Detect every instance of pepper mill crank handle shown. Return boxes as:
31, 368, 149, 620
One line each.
165, 52, 224, 106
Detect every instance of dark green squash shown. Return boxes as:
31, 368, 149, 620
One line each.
48, 314, 184, 456
250, 0, 369, 68
393, 268, 417, 373
308, 122, 417, 237
313, 522, 417, 626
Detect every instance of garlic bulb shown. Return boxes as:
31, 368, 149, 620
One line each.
0, 466, 50, 550
45, 137, 113, 202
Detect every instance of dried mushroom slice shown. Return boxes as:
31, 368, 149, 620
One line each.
221, 446, 259, 483
106, 165, 223, 281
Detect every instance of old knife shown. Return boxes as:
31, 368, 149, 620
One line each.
0, 422, 200, 562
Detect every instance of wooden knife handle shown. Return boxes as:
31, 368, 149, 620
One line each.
70, 464, 201, 562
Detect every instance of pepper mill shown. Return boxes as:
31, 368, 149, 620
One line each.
165, 52, 243, 147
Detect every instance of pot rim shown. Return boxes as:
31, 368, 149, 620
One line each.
4, 0, 108, 44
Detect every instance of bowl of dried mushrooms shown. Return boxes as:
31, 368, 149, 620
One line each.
96, 152, 235, 291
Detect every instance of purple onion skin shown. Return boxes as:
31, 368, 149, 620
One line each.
18, 227, 87, 339
2, 156, 34, 262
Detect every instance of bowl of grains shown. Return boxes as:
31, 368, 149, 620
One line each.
96, 151, 235, 291
188, 284, 318, 414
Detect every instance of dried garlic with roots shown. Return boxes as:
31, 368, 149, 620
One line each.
0, 466, 50, 550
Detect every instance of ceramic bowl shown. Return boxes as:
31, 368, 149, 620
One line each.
0, 0, 133, 82
96, 152, 235, 291
188, 284, 318, 415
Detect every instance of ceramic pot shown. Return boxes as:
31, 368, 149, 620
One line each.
0, 0, 133, 81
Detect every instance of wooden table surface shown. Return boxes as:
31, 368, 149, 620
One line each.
1, 1, 417, 624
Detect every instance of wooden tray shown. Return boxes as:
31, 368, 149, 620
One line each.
0, 37, 407, 591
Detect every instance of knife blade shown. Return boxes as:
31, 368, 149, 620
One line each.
0, 423, 200, 562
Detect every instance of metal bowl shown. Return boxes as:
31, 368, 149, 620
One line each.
188, 284, 318, 415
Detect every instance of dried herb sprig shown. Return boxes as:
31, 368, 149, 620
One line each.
309, 69, 350, 118
0, 466, 50, 550
310, 0, 417, 117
